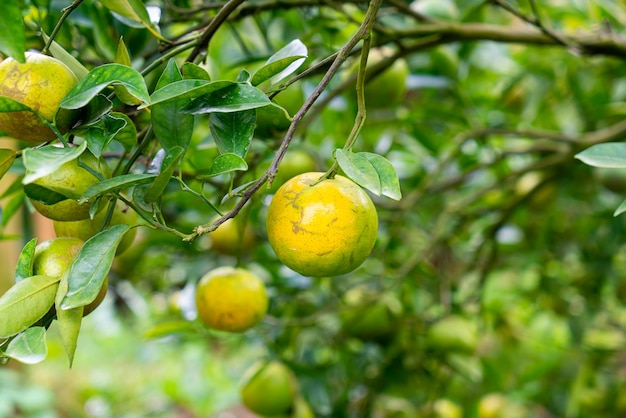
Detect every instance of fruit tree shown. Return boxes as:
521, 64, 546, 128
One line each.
1, 1, 626, 417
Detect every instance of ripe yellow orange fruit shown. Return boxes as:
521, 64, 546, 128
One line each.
195, 266, 268, 332
0, 52, 78, 143
266, 172, 378, 277
240, 361, 297, 416
209, 216, 255, 256
25, 150, 107, 221
33, 237, 108, 316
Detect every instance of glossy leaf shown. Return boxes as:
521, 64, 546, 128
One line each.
199, 153, 248, 179
183, 62, 211, 81
575, 143, 626, 168
360, 152, 402, 200
60, 224, 130, 310
55, 270, 83, 367
0, 149, 16, 182
0, 0, 25, 62
60, 64, 150, 109
0, 96, 34, 113
4, 327, 48, 364
22, 142, 88, 184
335, 149, 382, 196
152, 60, 194, 151
80, 173, 157, 202
98, 0, 164, 40
209, 110, 256, 157
80, 112, 128, 158
23, 183, 71, 205
14, 238, 37, 283
148, 80, 231, 107
182, 83, 271, 114
113, 38, 142, 105
251, 39, 307, 86
144, 146, 184, 203
0, 275, 59, 338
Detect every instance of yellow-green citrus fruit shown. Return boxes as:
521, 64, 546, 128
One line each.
52, 200, 138, 255
209, 216, 255, 256
255, 86, 304, 138
33, 237, 108, 316
341, 286, 402, 340
240, 361, 297, 416
0, 52, 78, 143
266, 172, 378, 277
427, 315, 479, 353
26, 150, 107, 221
195, 266, 268, 332
267, 149, 317, 194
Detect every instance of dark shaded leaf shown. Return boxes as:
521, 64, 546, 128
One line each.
183, 84, 271, 114
209, 110, 256, 157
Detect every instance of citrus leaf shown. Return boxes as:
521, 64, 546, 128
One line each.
182, 62, 211, 81
0, 0, 25, 62
335, 149, 382, 196
143, 320, 199, 339
251, 55, 306, 87
98, 0, 164, 40
23, 183, 72, 205
1, 192, 23, 227
260, 39, 307, 86
22, 142, 88, 184
0, 275, 59, 338
4, 327, 48, 364
0, 96, 34, 113
144, 146, 184, 203
575, 143, 626, 168
147, 79, 231, 107
80, 112, 128, 158
14, 238, 37, 283
183, 83, 271, 114
199, 153, 248, 179
209, 109, 256, 157
359, 152, 402, 200
55, 270, 83, 367
60, 64, 150, 109
614, 199, 626, 217
80, 173, 157, 202
0, 149, 17, 182
152, 59, 194, 151
42, 32, 89, 79
60, 224, 130, 310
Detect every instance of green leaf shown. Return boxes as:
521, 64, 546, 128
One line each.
183, 83, 271, 114
14, 238, 37, 283
152, 60, 194, 151
335, 149, 382, 196
0, 0, 25, 62
147, 79, 231, 107
4, 327, 48, 364
199, 153, 248, 179
80, 113, 128, 158
143, 320, 199, 339
55, 270, 83, 367
144, 146, 184, 203
1, 192, 23, 227
0, 275, 59, 338
0, 96, 35, 113
22, 142, 88, 184
209, 110, 256, 157
23, 183, 71, 205
80, 173, 157, 202
0, 149, 17, 182
60, 64, 150, 109
251, 39, 307, 86
575, 143, 626, 168
182, 62, 211, 81
98, 0, 164, 40
42, 32, 89, 79
60, 225, 130, 310
614, 199, 626, 217
359, 152, 402, 200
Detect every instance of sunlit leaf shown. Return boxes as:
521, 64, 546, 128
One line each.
575, 143, 626, 168
359, 152, 402, 200
22, 141, 88, 184
183, 83, 271, 114
14, 238, 37, 283
0, 275, 59, 338
55, 270, 83, 367
0, 149, 16, 182
98, 0, 165, 40
4, 327, 48, 364
251, 39, 308, 86
335, 149, 382, 196
199, 153, 248, 179
182, 62, 211, 81
60, 64, 150, 109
